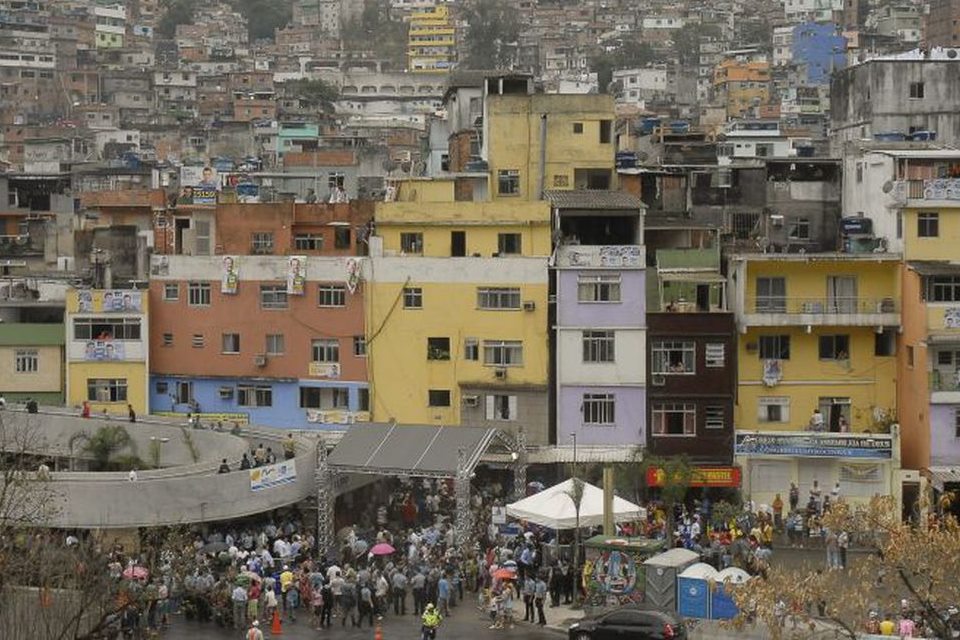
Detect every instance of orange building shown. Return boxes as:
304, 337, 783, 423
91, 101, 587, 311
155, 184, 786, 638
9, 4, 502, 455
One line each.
713, 60, 772, 118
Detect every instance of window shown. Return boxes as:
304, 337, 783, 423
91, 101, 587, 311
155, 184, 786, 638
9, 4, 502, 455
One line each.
335, 227, 351, 249
400, 232, 424, 254
498, 169, 520, 195
221, 333, 240, 354
818, 334, 850, 360
266, 334, 284, 355
875, 329, 896, 356
162, 333, 173, 347
327, 172, 345, 189
403, 287, 423, 309
464, 338, 479, 360
483, 340, 523, 366
486, 394, 517, 421
299, 387, 349, 409
358, 388, 370, 411
312, 339, 339, 363
756, 143, 774, 157
918, 212, 939, 238
15, 349, 37, 373
582, 330, 615, 363
353, 335, 366, 356
477, 287, 521, 310
599, 119, 612, 143
188, 282, 211, 306
294, 233, 323, 251
73, 318, 142, 340
572, 122, 584, 134
192, 334, 205, 348
428, 389, 451, 407
156, 381, 169, 395
705, 343, 725, 367
318, 284, 346, 307
578, 274, 621, 302
758, 396, 790, 423
651, 403, 696, 436
651, 340, 695, 374
705, 405, 725, 429
163, 283, 179, 301
87, 378, 127, 402
260, 284, 288, 310
759, 335, 791, 359
788, 218, 810, 240
497, 233, 522, 255
238, 385, 272, 407
907, 345, 915, 368
583, 393, 615, 425
756, 277, 786, 312
926, 276, 960, 301
909, 81, 924, 98
427, 337, 451, 360
251, 232, 274, 254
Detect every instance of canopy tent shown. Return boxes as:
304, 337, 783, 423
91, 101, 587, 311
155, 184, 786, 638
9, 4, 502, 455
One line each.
506, 478, 646, 529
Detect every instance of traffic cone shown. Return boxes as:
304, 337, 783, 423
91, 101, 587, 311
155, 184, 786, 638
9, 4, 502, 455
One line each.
271, 609, 283, 635
374, 620, 383, 640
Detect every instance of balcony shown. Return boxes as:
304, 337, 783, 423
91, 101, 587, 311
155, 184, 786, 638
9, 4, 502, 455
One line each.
555, 244, 644, 268
742, 296, 899, 327
930, 370, 960, 403
895, 179, 960, 205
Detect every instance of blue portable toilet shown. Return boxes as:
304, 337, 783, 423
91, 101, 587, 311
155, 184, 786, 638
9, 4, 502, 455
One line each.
677, 563, 717, 619
711, 567, 751, 619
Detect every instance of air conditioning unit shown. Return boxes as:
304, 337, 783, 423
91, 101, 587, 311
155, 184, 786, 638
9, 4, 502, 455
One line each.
651, 374, 666, 386
462, 394, 479, 407
254, 354, 267, 367
523, 300, 536, 312
494, 367, 507, 379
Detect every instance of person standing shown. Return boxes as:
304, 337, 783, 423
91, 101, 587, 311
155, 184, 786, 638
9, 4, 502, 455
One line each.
245, 620, 264, 640
340, 575, 358, 628
392, 567, 408, 615
412, 568, 426, 615
128, 404, 137, 423
231, 582, 248, 629
825, 528, 839, 570
437, 573, 451, 617
359, 581, 375, 628
837, 529, 849, 569
522, 575, 535, 622
772, 493, 784, 533
534, 574, 547, 626
789, 482, 799, 512
319, 579, 333, 628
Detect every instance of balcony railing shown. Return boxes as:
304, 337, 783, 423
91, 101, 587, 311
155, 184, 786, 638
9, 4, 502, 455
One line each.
930, 370, 960, 392
897, 178, 960, 202
747, 297, 898, 315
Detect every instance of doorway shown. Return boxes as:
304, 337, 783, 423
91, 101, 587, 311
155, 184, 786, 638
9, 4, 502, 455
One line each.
451, 230, 466, 257
818, 397, 851, 432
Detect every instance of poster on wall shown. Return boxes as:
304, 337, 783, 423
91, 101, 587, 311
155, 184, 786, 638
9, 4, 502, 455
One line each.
344, 257, 362, 294
83, 340, 126, 361
179, 165, 221, 206
221, 255, 239, 294
250, 459, 297, 491
77, 290, 142, 313
287, 255, 306, 295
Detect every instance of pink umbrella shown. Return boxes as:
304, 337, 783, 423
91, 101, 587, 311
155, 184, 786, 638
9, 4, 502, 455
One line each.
370, 542, 395, 556
122, 566, 149, 580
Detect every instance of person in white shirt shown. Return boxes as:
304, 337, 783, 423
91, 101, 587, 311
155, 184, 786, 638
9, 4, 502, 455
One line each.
128, 469, 138, 482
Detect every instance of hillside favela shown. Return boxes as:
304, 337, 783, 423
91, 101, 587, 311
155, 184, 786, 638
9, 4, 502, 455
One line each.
1, 0, 960, 639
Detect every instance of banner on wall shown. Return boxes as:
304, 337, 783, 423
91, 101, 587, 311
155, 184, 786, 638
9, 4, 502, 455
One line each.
344, 257, 362, 294
287, 255, 306, 295
221, 255, 239, 294
83, 340, 126, 361
77, 290, 143, 313
250, 459, 297, 491
179, 165, 221, 206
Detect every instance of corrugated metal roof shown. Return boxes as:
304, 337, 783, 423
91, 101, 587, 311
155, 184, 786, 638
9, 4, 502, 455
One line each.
543, 190, 645, 210
0, 324, 64, 346
908, 261, 960, 276
925, 466, 960, 491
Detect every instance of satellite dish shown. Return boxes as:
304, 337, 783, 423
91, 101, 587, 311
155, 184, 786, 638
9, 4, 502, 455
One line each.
882, 181, 894, 193
948, 49, 958, 59
381, 159, 398, 172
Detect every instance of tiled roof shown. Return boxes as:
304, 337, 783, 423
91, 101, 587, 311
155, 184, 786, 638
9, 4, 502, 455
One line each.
543, 189, 645, 210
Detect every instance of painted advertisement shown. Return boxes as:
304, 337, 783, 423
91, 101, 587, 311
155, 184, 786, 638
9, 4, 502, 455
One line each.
735, 431, 893, 459
250, 459, 297, 492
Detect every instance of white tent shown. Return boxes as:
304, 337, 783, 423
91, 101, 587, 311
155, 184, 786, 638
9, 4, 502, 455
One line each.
505, 478, 646, 529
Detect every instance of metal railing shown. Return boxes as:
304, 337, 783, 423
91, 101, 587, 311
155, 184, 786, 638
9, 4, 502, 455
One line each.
930, 370, 960, 392
747, 297, 898, 314
898, 178, 960, 201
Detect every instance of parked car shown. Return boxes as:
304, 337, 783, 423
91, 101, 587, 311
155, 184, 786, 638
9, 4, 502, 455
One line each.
568, 605, 686, 640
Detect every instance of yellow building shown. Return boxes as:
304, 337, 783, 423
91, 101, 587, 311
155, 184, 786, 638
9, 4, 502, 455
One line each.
0, 324, 65, 404
713, 60, 771, 118
407, 4, 456, 73
367, 185, 552, 443
65, 288, 149, 415
728, 253, 901, 432
486, 93, 617, 200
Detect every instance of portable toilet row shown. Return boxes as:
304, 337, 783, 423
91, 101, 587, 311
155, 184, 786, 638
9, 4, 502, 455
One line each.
676, 564, 752, 620
643, 548, 699, 611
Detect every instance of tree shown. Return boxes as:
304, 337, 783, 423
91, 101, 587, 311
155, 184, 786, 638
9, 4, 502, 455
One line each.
672, 23, 720, 67
156, 0, 195, 38
733, 496, 960, 639
341, 0, 408, 68
282, 78, 340, 113
460, 0, 520, 69
641, 455, 695, 542
76, 425, 139, 472
230, 0, 294, 42
591, 40, 659, 93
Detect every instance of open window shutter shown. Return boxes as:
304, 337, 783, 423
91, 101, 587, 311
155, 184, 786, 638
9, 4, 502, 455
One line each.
508, 396, 518, 421
485, 395, 495, 420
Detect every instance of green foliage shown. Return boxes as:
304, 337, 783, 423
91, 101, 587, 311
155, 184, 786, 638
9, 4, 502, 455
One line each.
342, 0, 408, 67
283, 78, 340, 112
79, 425, 138, 471
460, 0, 520, 69
180, 427, 199, 464
230, 0, 294, 41
591, 40, 659, 93
157, 0, 195, 38
672, 23, 721, 66
710, 499, 741, 529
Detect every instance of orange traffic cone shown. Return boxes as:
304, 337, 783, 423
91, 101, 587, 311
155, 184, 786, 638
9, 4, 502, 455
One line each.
271, 608, 283, 635
374, 620, 383, 640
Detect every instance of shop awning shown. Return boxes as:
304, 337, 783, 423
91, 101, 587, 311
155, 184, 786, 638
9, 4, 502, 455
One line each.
924, 466, 960, 491
326, 423, 499, 478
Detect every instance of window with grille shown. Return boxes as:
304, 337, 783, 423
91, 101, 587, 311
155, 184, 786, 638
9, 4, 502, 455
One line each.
260, 284, 288, 310
926, 276, 960, 302
497, 169, 519, 195
311, 339, 339, 363
918, 212, 939, 238
353, 335, 366, 357
294, 234, 323, 251
251, 232, 274, 254
400, 232, 424, 254
477, 287, 521, 310
651, 403, 696, 436
651, 340, 695, 374
464, 338, 479, 360
188, 282, 211, 306
238, 385, 272, 407
15, 349, 37, 373
705, 343, 725, 367
483, 340, 523, 366
87, 378, 127, 402
163, 283, 179, 301
266, 334, 284, 355
73, 318, 142, 340
705, 405, 725, 429
582, 330, 615, 363
497, 233, 522, 255
758, 396, 790, 423
318, 284, 346, 307
577, 274, 621, 302
428, 389, 451, 407
787, 218, 810, 240
582, 393, 615, 425
403, 287, 423, 309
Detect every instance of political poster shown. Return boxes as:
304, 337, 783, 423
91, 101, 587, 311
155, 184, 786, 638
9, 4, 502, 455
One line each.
83, 340, 126, 361
287, 255, 306, 296
250, 459, 298, 492
221, 255, 239, 295
179, 165, 220, 205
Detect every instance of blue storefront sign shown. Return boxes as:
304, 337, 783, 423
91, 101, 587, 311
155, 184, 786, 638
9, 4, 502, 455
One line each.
735, 432, 892, 459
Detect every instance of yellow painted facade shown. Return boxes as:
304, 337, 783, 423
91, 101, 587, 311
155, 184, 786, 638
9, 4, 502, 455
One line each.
902, 206, 960, 262
0, 346, 62, 394
486, 94, 616, 201
734, 257, 900, 432
65, 289, 150, 416
407, 4, 456, 73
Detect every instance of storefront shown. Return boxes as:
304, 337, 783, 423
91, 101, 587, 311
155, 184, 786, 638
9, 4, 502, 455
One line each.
735, 427, 901, 512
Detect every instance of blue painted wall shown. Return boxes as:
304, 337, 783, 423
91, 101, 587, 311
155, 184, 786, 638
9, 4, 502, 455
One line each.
792, 23, 846, 85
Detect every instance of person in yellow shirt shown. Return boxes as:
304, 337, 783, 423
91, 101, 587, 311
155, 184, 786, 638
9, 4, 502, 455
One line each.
879, 615, 896, 635
280, 565, 295, 617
